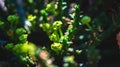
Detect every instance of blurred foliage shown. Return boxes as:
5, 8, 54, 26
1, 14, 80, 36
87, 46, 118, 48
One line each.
0, 0, 120, 67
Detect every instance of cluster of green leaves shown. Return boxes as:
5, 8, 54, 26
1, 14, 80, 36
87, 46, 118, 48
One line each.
2, 15, 37, 65
39, 1, 101, 67
2, 0, 119, 67
5, 42, 36, 64
0, 14, 55, 67
39, 2, 71, 55
39, 1, 92, 54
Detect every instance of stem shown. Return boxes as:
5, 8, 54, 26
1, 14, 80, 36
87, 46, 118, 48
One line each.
54, 30, 59, 42
57, 0, 63, 20
86, 23, 92, 30
69, 5, 80, 39
59, 28, 63, 37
